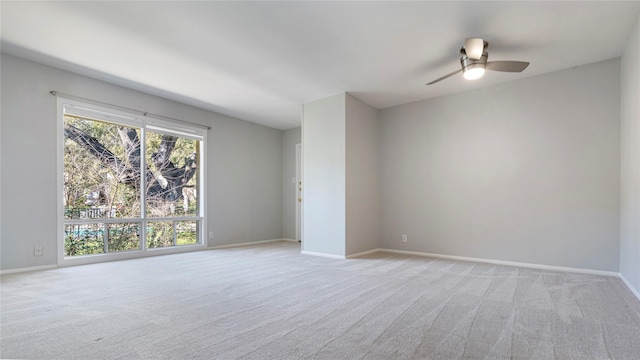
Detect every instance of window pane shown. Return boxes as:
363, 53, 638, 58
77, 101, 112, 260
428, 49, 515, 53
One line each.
145, 131, 199, 217
147, 221, 174, 248
176, 221, 198, 246
63, 115, 141, 219
61, 101, 204, 260
107, 223, 140, 252
64, 223, 104, 256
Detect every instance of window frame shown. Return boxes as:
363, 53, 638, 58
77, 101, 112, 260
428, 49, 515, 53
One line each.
57, 97, 207, 267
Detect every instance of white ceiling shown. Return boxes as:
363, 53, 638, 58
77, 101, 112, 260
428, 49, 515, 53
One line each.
1, 1, 639, 130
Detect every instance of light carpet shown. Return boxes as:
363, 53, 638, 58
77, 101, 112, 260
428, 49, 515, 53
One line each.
1, 241, 639, 359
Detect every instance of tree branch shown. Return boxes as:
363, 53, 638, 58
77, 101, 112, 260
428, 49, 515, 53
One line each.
117, 127, 141, 170
152, 135, 177, 171
64, 123, 138, 186
65, 125, 198, 204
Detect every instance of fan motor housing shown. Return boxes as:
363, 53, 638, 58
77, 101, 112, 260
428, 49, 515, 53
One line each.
460, 51, 488, 71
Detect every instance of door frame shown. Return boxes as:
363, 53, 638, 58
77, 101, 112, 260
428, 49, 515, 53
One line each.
295, 143, 302, 243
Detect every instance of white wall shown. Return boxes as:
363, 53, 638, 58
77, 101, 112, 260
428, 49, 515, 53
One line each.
380, 59, 621, 271
620, 12, 640, 295
345, 94, 380, 256
0, 54, 283, 270
302, 94, 346, 257
282, 127, 301, 240
211, 117, 283, 247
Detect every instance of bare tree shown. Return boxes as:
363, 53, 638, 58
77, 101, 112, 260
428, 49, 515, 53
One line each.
64, 123, 197, 210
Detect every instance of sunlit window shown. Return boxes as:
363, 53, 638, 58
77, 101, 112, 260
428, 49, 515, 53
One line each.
60, 100, 205, 259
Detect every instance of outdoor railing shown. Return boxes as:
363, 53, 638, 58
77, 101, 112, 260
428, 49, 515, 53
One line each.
64, 207, 117, 219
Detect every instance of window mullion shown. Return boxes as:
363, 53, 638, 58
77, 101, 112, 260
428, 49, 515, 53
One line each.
173, 221, 177, 246
140, 128, 147, 252
104, 224, 109, 253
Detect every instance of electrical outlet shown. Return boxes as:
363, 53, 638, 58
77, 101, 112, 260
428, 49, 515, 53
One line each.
401, 235, 407, 243
34, 245, 43, 256
209, 232, 214, 239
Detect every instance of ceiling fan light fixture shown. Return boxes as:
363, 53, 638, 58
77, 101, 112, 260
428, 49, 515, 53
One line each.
463, 65, 485, 80
426, 38, 530, 85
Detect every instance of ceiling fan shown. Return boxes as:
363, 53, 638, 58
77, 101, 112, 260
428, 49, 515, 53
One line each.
427, 38, 530, 85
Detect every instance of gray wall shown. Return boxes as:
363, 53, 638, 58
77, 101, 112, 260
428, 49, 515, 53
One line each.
302, 93, 346, 257
379, 59, 621, 271
345, 94, 380, 256
282, 127, 301, 240
0, 54, 283, 270
620, 12, 640, 294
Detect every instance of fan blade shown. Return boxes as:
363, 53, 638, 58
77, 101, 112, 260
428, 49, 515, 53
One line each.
486, 61, 530, 72
465, 38, 485, 60
426, 68, 463, 85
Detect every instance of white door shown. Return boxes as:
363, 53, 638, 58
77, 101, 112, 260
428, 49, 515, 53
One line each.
295, 143, 302, 243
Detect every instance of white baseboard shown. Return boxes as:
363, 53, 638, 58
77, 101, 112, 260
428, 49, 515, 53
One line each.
379, 248, 620, 277
347, 248, 382, 259
301, 250, 345, 259
0, 264, 58, 275
2, 242, 629, 291
207, 238, 291, 250
619, 273, 640, 302
2, 239, 293, 274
